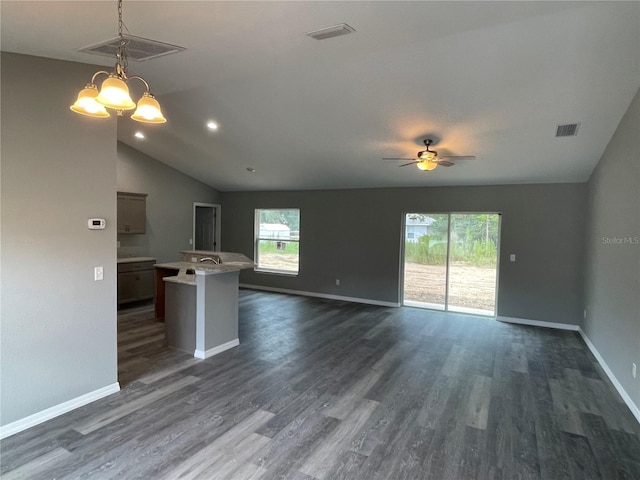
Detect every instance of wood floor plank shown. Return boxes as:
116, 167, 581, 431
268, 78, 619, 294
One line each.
564, 432, 602, 480
137, 356, 201, 384
159, 409, 274, 479
322, 450, 368, 480
510, 342, 529, 373
580, 412, 630, 480
465, 375, 492, 430
534, 403, 573, 480
324, 368, 383, 419
1, 447, 71, 480
511, 371, 542, 480
229, 462, 268, 480
441, 344, 465, 376
484, 394, 513, 480
460, 426, 487, 480
355, 408, 420, 480
74, 375, 200, 434
416, 374, 457, 429
257, 413, 339, 479
299, 398, 379, 479
209, 433, 271, 479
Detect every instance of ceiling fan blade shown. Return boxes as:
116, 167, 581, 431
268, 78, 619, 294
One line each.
399, 161, 420, 167
436, 160, 455, 167
383, 157, 417, 160
438, 155, 476, 160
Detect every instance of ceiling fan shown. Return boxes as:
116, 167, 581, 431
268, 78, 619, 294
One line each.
383, 139, 475, 171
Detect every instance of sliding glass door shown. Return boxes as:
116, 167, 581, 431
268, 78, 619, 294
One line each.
403, 213, 500, 316
403, 214, 449, 310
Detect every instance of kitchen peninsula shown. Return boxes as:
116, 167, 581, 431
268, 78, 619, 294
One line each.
155, 251, 253, 359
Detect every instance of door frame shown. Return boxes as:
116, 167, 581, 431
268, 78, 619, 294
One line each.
192, 203, 221, 251
400, 211, 502, 317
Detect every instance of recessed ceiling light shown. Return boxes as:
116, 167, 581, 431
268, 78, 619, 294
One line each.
207, 121, 218, 131
246, 167, 256, 173
134, 131, 145, 139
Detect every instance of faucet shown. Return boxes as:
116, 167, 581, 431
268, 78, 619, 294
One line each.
199, 256, 220, 265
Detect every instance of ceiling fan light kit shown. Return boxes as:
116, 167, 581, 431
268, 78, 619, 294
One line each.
383, 138, 476, 172
417, 160, 437, 171
70, 0, 166, 124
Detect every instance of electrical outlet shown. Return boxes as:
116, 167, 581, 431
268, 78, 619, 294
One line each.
189, 238, 193, 245
633, 363, 637, 379
191, 257, 197, 263
94, 266, 104, 281
335, 279, 340, 286
510, 254, 516, 262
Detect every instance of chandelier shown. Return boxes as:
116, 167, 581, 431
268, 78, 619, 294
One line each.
70, 0, 166, 123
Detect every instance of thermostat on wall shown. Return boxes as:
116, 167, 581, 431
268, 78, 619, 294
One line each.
88, 218, 106, 230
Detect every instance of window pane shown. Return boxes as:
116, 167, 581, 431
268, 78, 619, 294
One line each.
255, 209, 300, 274
257, 240, 299, 273
403, 213, 448, 310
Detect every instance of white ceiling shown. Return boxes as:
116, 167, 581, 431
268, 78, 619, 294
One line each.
2, 1, 639, 191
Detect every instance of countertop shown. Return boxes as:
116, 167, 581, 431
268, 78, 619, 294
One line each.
117, 256, 157, 264
157, 256, 254, 286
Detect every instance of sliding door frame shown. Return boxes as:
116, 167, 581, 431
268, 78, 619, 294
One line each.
400, 211, 502, 317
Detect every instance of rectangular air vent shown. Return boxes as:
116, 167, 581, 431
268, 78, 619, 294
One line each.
555, 123, 580, 137
77, 35, 185, 62
306, 23, 356, 40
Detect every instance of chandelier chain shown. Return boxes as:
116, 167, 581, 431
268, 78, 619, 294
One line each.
116, 0, 128, 77
118, 0, 123, 38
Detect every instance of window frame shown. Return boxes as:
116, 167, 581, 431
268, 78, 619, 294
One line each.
254, 208, 300, 276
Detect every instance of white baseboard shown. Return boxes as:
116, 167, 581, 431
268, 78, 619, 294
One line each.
195, 339, 239, 359
240, 284, 400, 308
497, 316, 580, 331
578, 328, 640, 424
0, 382, 120, 440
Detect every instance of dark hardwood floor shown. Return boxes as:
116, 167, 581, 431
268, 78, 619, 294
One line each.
2, 290, 639, 479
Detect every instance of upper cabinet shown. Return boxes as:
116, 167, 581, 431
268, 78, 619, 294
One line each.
117, 192, 147, 234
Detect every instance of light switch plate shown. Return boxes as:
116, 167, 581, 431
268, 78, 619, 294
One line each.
510, 254, 516, 262
94, 266, 104, 281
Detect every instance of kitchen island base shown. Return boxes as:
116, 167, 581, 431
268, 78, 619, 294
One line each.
164, 270, 241, 359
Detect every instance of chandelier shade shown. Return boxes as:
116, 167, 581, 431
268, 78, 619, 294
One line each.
95, 75, 136, 110
70, 84, 110, 118
131, 92, 167, 123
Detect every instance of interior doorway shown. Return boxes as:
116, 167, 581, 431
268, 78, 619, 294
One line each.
193, 203, 221, 251
402, 212, 500, 316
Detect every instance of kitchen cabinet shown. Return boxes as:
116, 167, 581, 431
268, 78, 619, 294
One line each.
117, 260, 155, 306
117, 192, 147, 234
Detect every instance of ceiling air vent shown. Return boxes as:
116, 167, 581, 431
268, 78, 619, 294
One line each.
77, 35, 185, 62
306, 23, 356, 40
555, 123, 580, 137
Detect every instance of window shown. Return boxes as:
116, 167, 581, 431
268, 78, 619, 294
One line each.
255, 209, 300, 274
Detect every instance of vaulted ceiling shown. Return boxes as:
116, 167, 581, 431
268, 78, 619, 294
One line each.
2, 1, 639, 191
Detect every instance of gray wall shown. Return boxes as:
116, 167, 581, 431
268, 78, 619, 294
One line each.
1, 53, 118, 427
117, 142, 221, 263
222, 183, 586, 325
584, 87, 640, 408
